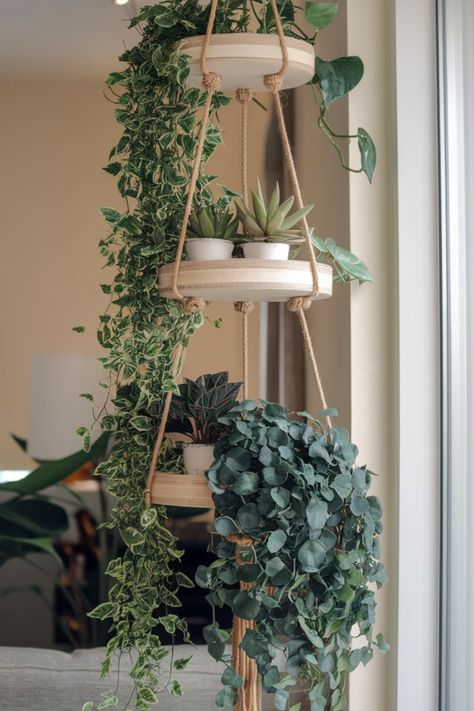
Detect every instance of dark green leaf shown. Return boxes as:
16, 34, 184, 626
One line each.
315, 56, 364, 104
358, 128, 377, 182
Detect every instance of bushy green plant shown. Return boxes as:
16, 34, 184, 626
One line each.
235, 180, 312, 244
197, 401, 388, 710
168, 372, 242, 444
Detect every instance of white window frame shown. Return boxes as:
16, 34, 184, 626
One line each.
394, 0, 441, 709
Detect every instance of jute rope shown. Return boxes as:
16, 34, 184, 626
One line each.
144, 343, 185, 507
227, 535, 261, 711
234, 301, 255, 399
171, 0, 221, 310
236, 87, 252, 207
288, 299, 332, 431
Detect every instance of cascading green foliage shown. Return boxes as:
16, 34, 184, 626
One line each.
84, 2, 380, 709
199, 401, 388, 710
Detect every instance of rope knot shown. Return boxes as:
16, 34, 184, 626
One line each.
287, 296, 312, 312
236, 87, 252, 104
201, 71, 222, 92
234, 300, 255, 315
264, 73, 283, 92
182, 296, 206, 314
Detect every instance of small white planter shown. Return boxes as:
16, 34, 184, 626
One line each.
186, 238, 234, 261
183, 443, 215, 475
243, 242, 290, 261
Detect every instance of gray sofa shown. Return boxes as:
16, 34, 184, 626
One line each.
0, 645, 310, 710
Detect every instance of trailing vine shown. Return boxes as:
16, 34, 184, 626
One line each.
82, 2, 380, 709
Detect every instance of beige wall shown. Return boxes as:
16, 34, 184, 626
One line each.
347, 1, 397, 709
0, 81, 269, 469
295, 3, 397, 709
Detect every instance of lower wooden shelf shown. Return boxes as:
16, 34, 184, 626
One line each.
157, 259, 333, 303
151, 472, 214, 509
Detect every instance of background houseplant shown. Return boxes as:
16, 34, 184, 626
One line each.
84, 1, 382, 709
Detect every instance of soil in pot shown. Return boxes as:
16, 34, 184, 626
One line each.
183, 443, 215, 475
186, 238, 234, 261
243, 242, 290, 260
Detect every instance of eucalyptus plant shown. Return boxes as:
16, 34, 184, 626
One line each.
82, 1, 380, 709
198, 401, 388, 710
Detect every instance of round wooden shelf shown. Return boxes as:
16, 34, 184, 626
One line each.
157, 260, 333, 303
152, 472, 214, 509
179, 33, 315, 92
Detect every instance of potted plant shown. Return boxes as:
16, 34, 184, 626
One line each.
198, 400, 388, 710
168, 371, 241, 474
186, 204, 239, 261
235, 180, 313, 260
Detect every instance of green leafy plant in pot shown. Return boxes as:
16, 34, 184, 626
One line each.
235, 180, 313, 260
197, 400, 388, 710
168, 372, 241, 475
186, 203, 239, 261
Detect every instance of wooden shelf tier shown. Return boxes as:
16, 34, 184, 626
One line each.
158, 260, 333, 303
179, 33, 315, 92
151, 472, 214, 509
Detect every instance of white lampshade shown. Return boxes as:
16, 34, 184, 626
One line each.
28, 353, 107, 461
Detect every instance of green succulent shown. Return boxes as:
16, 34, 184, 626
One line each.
187, 205, 239, 241
234, 179, 314, 243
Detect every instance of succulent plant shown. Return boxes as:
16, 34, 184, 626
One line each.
187, 204, 239, 241
234, 179, 314, 243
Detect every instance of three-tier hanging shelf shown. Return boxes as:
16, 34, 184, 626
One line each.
143, 2, 334, 709
91, 1, 386, 710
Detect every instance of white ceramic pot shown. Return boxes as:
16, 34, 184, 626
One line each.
183, 443, 215, 475
186, 238, 234, 261
243, 242, 290, 260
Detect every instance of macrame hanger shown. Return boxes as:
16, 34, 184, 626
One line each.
234, 301, 254, 400
264, 0, 319, 300
262, 0, 332, 434
234, 87, 255, 401
144, 343, 186, 507
170, 0, 221, 314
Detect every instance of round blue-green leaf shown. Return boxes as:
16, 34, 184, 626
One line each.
232, 590, 261, 620
267, 528, 287, 553
350, 493, 369, 516
232, 471, 259, 495
215, 516, 238, 536
298, 538, 327, 572
236, 503, 261, 531
306, 497, 328, 530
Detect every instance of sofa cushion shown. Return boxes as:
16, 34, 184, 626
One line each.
0, 645, 310, 710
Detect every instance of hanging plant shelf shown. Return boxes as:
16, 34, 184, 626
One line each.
158, 259, 333, 303
179, 33, 315, 91
151, 472, 214, 509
